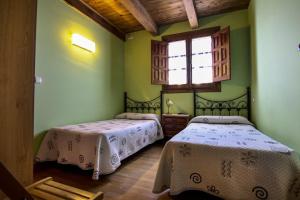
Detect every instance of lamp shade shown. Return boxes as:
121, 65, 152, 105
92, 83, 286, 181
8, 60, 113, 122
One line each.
166, 99, 174, 106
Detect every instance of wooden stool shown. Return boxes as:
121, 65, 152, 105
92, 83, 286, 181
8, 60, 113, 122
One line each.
26, 177, 103, 200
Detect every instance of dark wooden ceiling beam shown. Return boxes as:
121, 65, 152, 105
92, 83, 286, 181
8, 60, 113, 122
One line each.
119, 0, 158, 35
64, 0, 126, 41
182, 0, 198, 28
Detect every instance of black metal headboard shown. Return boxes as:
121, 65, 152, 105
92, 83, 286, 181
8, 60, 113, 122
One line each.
124, 92, 163, 115
193, 87, 251, 119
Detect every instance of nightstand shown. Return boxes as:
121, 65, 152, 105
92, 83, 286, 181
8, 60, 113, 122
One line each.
162, 114, 190, 137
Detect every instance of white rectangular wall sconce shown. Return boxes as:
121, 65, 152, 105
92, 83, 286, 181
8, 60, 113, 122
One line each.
71, 33, 96, 53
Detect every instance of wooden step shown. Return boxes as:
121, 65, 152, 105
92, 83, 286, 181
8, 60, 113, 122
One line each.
26, 177, 103, 200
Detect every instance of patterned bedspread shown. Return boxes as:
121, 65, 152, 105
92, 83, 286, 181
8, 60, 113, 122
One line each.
153, 116, 300, 200
36, 117, 163, 180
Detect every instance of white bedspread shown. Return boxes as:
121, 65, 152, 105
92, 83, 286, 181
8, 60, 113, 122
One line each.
153, 117, 300, 200
36, 118, 163, 180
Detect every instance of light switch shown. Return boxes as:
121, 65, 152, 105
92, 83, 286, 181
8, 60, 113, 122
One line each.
35, 76, 43, 84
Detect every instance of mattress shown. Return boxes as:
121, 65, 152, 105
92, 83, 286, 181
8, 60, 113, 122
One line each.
36, 116, 163, 180
153, 116, 300, 200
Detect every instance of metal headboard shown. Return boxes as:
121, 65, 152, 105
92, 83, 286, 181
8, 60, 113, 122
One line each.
124, 91, 163, 115
193, 87, 251, 119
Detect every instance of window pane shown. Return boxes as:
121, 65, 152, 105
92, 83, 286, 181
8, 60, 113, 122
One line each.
192, 53, 212, 67
168, 40, 187, 85
169, 57, 186, 70
192, 36, 213, 84
192, 36, 211, 53
169, 40, 186, 57
192, 67, 212, 84
169, 69, 187, 85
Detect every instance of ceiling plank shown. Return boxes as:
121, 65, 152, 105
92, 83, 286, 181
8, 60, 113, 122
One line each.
119, 0, 158, 35
64, 0, 126, 41
182, 0, 198, 28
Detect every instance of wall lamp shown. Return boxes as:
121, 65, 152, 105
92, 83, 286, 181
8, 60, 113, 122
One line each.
71, 33, 95, 53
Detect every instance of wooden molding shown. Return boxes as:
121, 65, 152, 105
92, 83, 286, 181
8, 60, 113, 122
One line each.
64, 0, 126, 41
182, 0, 198, 28
162, 26, 220, 42
119, 0, 158, 35
0, 162, 33, 200
162, 82, 221, 93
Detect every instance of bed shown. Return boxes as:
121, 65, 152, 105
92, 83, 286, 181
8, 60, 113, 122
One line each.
36, 93, 164, 180
153, 88, 300, 200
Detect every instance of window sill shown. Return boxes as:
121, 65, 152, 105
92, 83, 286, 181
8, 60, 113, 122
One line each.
162, 82, 221, 93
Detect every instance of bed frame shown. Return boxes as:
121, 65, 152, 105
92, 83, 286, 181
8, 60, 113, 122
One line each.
124, 88, 250, 119
124, 92, 163, 115
193, 87, 251, 119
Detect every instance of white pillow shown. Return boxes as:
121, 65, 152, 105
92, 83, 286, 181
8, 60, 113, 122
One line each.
115, 112, 134, 119
189, 115, 253, 126
115, 112, 160, 121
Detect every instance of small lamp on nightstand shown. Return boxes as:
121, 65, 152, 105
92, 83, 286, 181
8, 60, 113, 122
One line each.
166, 99, 174, 114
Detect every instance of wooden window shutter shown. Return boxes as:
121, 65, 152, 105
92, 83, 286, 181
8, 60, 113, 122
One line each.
151, 40, 168, 85
212, 26, 231, 82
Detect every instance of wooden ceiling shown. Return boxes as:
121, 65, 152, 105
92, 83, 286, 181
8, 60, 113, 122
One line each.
65, 0, 250, 40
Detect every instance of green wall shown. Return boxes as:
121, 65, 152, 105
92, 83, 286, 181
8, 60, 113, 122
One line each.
125, 10, 251, 114
249, 0, 300, 153
34, 0, 300, 157
34, 0, 124, 152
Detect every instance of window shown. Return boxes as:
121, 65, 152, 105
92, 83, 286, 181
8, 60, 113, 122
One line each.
151, 26, 231, 92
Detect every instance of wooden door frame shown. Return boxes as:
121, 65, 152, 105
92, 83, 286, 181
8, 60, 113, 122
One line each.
0, 0, 37, 197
